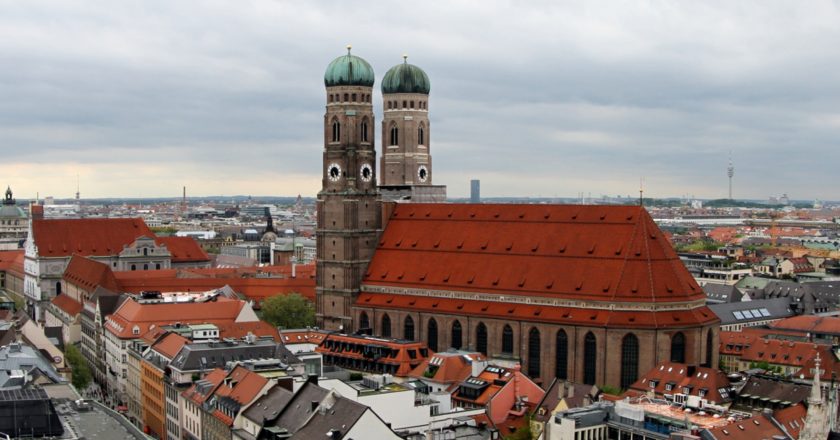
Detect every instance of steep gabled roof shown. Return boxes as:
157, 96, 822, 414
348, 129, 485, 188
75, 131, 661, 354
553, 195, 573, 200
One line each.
104, 296, 249, 339
62, 255, 120, 292
155, 236, 210, 263
363, 204, 705, 304
32, 218, 153, 257
50, 294, 83, 317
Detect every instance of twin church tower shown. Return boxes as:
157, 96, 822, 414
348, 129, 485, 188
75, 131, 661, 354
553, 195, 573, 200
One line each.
316, 47, 446, 330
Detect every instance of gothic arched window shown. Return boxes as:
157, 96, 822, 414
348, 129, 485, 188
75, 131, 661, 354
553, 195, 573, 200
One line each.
621, 333, 639, 389
390, 126, 399, 146
583, 332, 597, 385
361, 120, 369, 143
381, 314, 391, 338
502, 325, 514, 354
404, 316, 415, 341
476, 322, 488, 355
427, 319, 438, 352
332, 120, 340, 143
418, 126, 425, 145
528, 328, 541, 378
451, 320, 463, 350
671, 332, 686, 363
555, 330, 568, 380
359, 312, 370, 330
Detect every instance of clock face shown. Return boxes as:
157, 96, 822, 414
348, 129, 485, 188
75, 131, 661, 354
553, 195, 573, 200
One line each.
360, 163, 373, 182
328, 163, 342, 182
417, 165, 429, 183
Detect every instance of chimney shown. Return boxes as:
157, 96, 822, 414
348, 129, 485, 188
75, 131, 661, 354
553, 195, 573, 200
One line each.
557, 381, 565, 399
566, 382, 574, 398
31, 204, 44, 220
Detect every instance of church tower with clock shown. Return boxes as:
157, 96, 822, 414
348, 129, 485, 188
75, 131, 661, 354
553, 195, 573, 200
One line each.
379, 56, 446, 202
316, 47, 382, 331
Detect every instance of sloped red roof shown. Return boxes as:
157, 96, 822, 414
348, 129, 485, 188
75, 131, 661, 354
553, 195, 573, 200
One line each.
407, 352, 484, 384
63, 255, 120, 292
33, 218, 153, 257
363, 204, 705, 304
629, 362, 732, 404
357, 292, 716, 329
0, 250, 24, 277
740, 338, 826, 368
209, 365, 269, 425
104, 296, 248, 339
215, 321, 281, 341
50, 294, 83, 317
705, 415, 784, 440
772, 404, 807, 439
771, 315, 840, 335
152, 332, 190, 359
155, 236, 210, 263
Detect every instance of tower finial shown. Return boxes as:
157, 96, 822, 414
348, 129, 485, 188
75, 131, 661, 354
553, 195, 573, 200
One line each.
403, 53, 408, 63
346, 44, 352, 55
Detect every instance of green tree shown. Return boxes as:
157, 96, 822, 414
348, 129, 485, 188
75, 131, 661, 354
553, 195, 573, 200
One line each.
260, 293, 315, 329
65, 344, 92, 390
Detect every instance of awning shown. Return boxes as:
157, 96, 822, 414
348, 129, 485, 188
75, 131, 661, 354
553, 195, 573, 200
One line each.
740, 393, 751, 398
781, 401, 792, 405
770, 399, 781, 403
761, 397, 770, 401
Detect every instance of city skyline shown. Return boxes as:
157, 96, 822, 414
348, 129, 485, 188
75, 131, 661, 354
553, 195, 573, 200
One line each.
3, 1, 840, 200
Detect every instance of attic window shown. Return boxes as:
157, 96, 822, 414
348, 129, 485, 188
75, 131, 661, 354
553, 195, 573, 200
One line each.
456, 241, 464, 249
615, 246, 623, 256
395, 239, 402, 247
506, 243, 513, 251
546, 280, 554, 289
411, 240, 418, 248
558, 245, 566, 253
492, 277, 500, 286
443, 274, 450, 282
531, 243, 539, 252
480, 241, 488, 250
544, 212, 550, 219
575, 281, 583, 291
380, 271, 388, 279
467, 275, 475, 284
533, 309, 541, 316
419, 273, 426, 281
588, 244, 596, 254
494, 213, 500, 218
433, 240, 440, 248
518, 277, 526, 287
518, 213, 525, 219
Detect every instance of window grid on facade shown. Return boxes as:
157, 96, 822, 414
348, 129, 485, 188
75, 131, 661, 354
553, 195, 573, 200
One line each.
381, 314, 391, 338
404, 316, 415, 341
528, 328, 541, 378
621, 333, 639, 390
583, 332, 597, 385
502, 325, 514, 354
476, 323, 488, 355
427, 319, 438, 352
451, 320, 463, 350
359, 312, 369, 330
556, 330, 568, 380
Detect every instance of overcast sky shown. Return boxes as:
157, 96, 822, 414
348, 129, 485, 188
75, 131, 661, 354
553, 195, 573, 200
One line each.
2, 1, 839, 201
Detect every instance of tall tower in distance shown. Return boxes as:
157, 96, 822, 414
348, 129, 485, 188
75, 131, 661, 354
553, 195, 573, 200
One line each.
727, 152, 735, 200
379, 55, 446, 202
316, 46, 381, 331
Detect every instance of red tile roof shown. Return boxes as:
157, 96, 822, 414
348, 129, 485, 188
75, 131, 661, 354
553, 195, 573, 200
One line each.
62, 255, 120, 292
215, 321, 280, 342
629, 362, 732, 404
208, 366, 269, 425
280, 329, 327, 345
770, 315, 840, 336
364, 204, 706, 304
316, 333, 430, 376
705, 414, 785, 440
0, 250, 24, 276
771, 403, 807, 439
407, 352, 484, 385
32, 218, 153, 257
155, 236, 210, 263
50, 294, 83, 317
151, 332, 190, 359
357, 293, 715, 329
104, 296, 249, 339
740, 338, 826, 368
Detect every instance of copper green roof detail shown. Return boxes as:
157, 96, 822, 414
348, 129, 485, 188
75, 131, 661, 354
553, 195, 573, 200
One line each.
381, 56, 430, 95
324, 46, 375, 87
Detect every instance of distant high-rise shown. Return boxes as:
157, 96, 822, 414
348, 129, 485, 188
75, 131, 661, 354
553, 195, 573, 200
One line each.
727, 152, 734, 200
470, 179, 480, 203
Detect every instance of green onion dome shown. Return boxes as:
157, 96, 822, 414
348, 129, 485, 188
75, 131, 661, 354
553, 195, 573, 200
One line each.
324, 46, 375, 87
381, 56, 430, 95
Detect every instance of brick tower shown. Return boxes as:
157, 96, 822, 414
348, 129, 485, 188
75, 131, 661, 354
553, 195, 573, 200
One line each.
315, 47, 382, 331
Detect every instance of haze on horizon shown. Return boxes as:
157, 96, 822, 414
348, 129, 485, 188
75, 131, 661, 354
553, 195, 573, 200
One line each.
2, 1, 839, 201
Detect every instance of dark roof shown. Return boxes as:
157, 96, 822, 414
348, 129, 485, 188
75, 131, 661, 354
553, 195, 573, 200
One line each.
281, 389, 369, 440
169, 340, 292, 371
737, 376, 810, 405
0, 386, 63, 438
708, 298, 794, 326
242, 385, 294, 425
703, 283, 742, 303
270, 382, 329, 434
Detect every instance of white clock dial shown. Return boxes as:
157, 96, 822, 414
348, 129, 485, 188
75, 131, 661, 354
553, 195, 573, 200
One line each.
328, 163, 342, 182
360, 163, 373, 182
417, 165, 429, 183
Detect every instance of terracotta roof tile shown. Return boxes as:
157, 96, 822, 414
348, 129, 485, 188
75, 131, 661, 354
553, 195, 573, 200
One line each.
104, 296, 249, 339
151, 332, 190, 359
629, 362, 732, 404
364, 204, 704, 303
62, 255, 120, 292
155, 236, 210, 263
50, 294, 83, 316
33, 218, 153, 257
